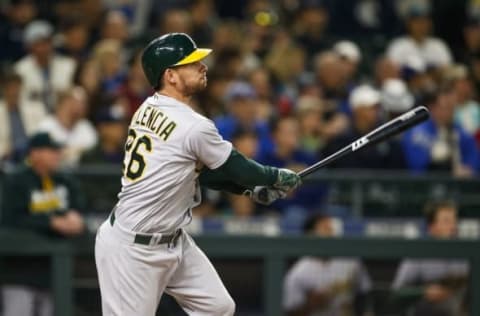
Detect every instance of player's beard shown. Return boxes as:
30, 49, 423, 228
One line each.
179, 73, 207, 96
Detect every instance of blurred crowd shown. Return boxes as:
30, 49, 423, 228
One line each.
0, 1, 476, 315
2, 0, 480, 219
283, 200, 469, 316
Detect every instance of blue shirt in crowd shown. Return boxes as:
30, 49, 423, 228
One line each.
214, 115, 273, 157
402, 119, 479, 172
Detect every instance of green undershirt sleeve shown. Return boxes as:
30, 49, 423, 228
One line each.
200, 179, 250, 195
199, 149, 278, 194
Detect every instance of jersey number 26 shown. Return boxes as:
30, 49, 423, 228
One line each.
123, 129, 152, 181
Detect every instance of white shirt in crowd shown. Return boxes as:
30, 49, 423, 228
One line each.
14, 55, 76, 111
37, 115, 98, 166
387, 36, 452, 68
0, 99, 47, 159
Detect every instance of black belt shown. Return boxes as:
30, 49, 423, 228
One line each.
109, 211, 182, 246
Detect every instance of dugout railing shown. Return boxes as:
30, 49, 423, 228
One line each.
64, 165, 480, 218
0, 229, 479, 316
1, 165, 479, 219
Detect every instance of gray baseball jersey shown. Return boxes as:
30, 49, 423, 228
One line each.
283, 257, 371, 316
392, 259, 469, 314
114, 93, 232, 233
392, 259, 469, 288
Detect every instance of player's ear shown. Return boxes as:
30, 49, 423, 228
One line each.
164, 68, 177, 85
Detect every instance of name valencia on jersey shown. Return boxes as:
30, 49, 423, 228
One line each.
131, 105, 177, 141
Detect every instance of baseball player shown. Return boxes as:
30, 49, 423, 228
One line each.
94, 33, 302, 316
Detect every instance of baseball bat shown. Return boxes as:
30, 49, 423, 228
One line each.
298, 106, 430, 179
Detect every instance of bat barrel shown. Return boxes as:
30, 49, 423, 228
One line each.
298, 106, 430, 179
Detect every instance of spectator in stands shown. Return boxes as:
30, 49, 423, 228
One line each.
97, 9, 133, 65
159, 8, 193, 35
386, 2, 452, 70
392, 200, 469, 316
73, 58, 104, 120
329, 0, 401, 39
102, 0, 153, 39
314, 51, 347, 107
400, 54, 435, 102
214, 81, 272, 155
1, 132, 85, 316
94, 10, 133, 67
0, 0, 37, 63
100, 10, 130, 45
212, 47, 244, 81
323, 85, 406, 169
81, 103, 127, 164
92, 39, 127, 96
51, 0, 103, 31
55, 14, 90, 63
313, 51, 349, 140
442, 64, 480, 141
14, 20, 76, 112
118, 51, 152, 118
196, 70, 230, 117
248, 67, 275, 121
402, 85, 479, 176
210, 21, 243, 57
0, 72, 46, 163
241, 6, 277, 72
259, 116, 315, 173
265, 30, 307, 111
296, 72, 322, 99
283, 213, 372, 316
292, 1, 334, 60
296, 95, 325, 154
37, 87, 98, 167
333, 40, 362, 87
189, 0, 216, 46
381, 78, 415, 119
374, 56, 401, 86
458, 15, 480, 65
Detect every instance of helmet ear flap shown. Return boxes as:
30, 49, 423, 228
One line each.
154, 72, 164, 90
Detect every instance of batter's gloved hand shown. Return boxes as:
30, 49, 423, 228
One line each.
250, 186, 287, 205
274, 168, 302, 191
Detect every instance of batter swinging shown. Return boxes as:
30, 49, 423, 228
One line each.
95, 33, 301, 316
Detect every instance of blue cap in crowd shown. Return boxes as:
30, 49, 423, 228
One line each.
225, 81, 257, 103
95, 104, 127, 124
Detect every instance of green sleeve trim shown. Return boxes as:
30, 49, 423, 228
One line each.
219, 149, 278, 186
199, 149, 278, 192
199, 177, 250, 195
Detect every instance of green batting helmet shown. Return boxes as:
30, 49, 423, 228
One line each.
141, 33, 212, 88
